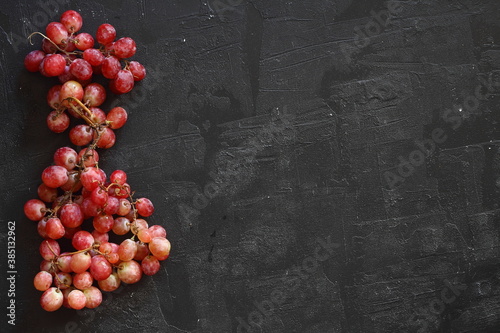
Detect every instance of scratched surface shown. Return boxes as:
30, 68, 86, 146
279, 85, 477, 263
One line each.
1, 0, 500, 332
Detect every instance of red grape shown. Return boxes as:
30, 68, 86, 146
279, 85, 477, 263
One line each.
83, 286, 102, 309
46, 22, 69, 45
34, 271, 53, 291
40, 287, 63, 312
47, 110, 70, 133
60, 10, 83, 33
106, 107, 128, 129
68, 290, 87, 310
54, 147, 78, 170
117, 260, 142, 284
42, 165, 68, 188
83, 83, 106, 107
74, 32, 94, 50
70, 252, 91, 273
73, 271, 93, 290
149, 237, 171, 259
72, 230, 94, 250
70, 125, 93, 146
141, 256, 160, 276
83, 48, 105, 66
24, 50, 46, 72
110, 69, 134, 94
45, 217, 65, 239
112, 37, 136, 58
96, 23, 116, 45
101, 56, 120, 79
70, 59, 93, 81
60, 203, 84, 228
128, 61, 146, 81
42, 53, 66, 77
136, 198, 154, 217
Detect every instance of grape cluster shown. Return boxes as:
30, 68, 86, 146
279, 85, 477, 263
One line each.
22, 10, 170, 312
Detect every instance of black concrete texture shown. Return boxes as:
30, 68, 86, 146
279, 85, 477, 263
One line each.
1, 0, 500, 332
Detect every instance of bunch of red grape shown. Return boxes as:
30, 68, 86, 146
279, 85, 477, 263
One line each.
22, 10, 171, 312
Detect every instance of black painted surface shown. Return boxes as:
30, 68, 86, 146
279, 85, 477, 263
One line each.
1, 1, 500, 332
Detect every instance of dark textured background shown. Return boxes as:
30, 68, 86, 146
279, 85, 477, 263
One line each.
1, 0, 500, 332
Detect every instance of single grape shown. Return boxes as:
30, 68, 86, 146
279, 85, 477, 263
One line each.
83, 286, 102, 309
93, 214, 114, 233
90, 187, 108, 206
117, 260, 142, 284
40, 260, 52, 273
83, 83, 106, 107
37, 183, 58, 203
110, 69, 134, 94
101, 56, 120, 79
98, 272, 121, 292
69, 58, 93, 81
70, 125, 93, 146
72, 230, 94, 250
42, 165, 68, 188
136, 198, 154, 217
73, 271, 93, 290
83, 48, 105, 66
40, 287, 63, 312
128, 61, 146, 81
24, 50, 46, 72
24, 199, 46, 221
45, 217, 65, 239
81, 197, 102, 218
39, 239, 60, 261
106, 107, 128, 129
90, 255, 112, 281
118, 239, 137, 261
141, 256, 160, 276
112, 37, 136, 58
148, 237, 171, 259
41, 38, 57, 54
42, 53, 66, 77
96, 23, 116, 45
70, 252, 91, 273
68, 289, 87, 310
60, 203, 84, 228
60, 10, 83, 33
116, 199, 131, 216
80, 167, 104, 191
60, 171, 83, 192
46, 110, 70, 133
133, 218, 149, 232
74, 32, 94, 50
34, 271, 53, 291
58, 65, 76, 83
112, 217, 131, 235
53, 146, 78, 170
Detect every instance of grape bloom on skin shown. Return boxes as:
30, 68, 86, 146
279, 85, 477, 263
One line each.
23, 9, 171, 312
